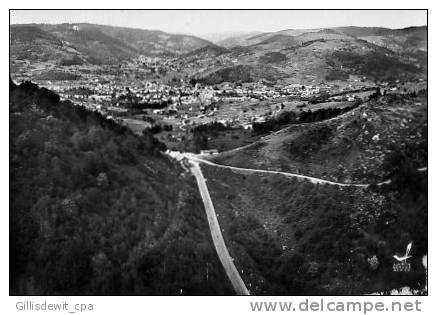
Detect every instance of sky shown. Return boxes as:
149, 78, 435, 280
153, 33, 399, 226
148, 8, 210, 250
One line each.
10, 10, 427, 36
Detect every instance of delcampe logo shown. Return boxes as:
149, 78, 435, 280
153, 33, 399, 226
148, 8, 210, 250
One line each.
392, 242, 412, 272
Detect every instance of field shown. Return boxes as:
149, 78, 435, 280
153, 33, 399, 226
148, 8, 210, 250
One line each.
120, 118, 152, 135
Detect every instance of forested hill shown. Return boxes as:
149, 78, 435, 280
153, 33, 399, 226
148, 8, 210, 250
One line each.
10, 80, 232, 295
10, 23, 212, 64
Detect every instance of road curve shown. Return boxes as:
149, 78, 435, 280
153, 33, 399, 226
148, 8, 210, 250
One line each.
189, 160, 250, 295
165, 150, 426, 295
191, 155, 370, 188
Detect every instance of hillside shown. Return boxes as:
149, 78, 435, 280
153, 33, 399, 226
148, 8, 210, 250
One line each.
218, 26, 427, 51
190, 26, 427, 84
202, 31, 262, 45
10, 23, 212, 64
197, 64, 285, 85
10, 80, 232, 295
183, 43, 230, 58
335, 26, 427, 52
201, 161, 427, 295
10, 24, 426, 82
213, 91, 427, 184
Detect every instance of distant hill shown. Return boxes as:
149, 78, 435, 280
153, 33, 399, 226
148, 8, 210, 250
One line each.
334, 26, 427, 53
215, 32, 264, 47
196, 64, 284, 85
189, 25, 427, 83
199, 31, 261, 44
10, 80, 232, 295
10, 23, 212, 64
10, 23, 427, 83
183, 43, 230, 58
218, 26, 427, 50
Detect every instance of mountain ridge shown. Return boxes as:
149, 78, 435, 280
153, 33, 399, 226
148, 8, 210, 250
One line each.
189, 25, 426, 84
10, 23, 213, 64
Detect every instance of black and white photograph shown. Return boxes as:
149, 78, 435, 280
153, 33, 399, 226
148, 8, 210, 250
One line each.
8, 6, 428, 306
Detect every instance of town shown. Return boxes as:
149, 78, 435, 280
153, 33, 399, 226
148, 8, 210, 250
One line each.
11, 55, 425, 152
9, 11, 428, 299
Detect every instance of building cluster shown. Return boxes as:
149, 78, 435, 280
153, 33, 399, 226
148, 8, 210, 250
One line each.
13, 55, 404, 148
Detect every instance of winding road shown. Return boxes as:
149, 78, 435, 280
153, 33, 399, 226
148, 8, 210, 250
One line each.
190, 154, 370, 188
165, 150, 427, 295
190, 155, 426, 188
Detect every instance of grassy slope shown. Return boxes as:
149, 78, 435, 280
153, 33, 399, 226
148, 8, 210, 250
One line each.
214, 92, 427, 183
201, 162, 427, 295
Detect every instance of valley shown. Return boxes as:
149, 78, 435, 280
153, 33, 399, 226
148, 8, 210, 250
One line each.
9, 19, 428, 296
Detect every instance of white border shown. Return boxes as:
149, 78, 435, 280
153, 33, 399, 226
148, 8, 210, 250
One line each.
2, 2, 434, 314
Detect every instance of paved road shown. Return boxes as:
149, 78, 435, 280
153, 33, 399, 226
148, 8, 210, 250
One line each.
191, 155, 427, 188
165, 150, 426, 295
190, 155, 370, 188
165, 151, 249, 295
190, 161, 250, 295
